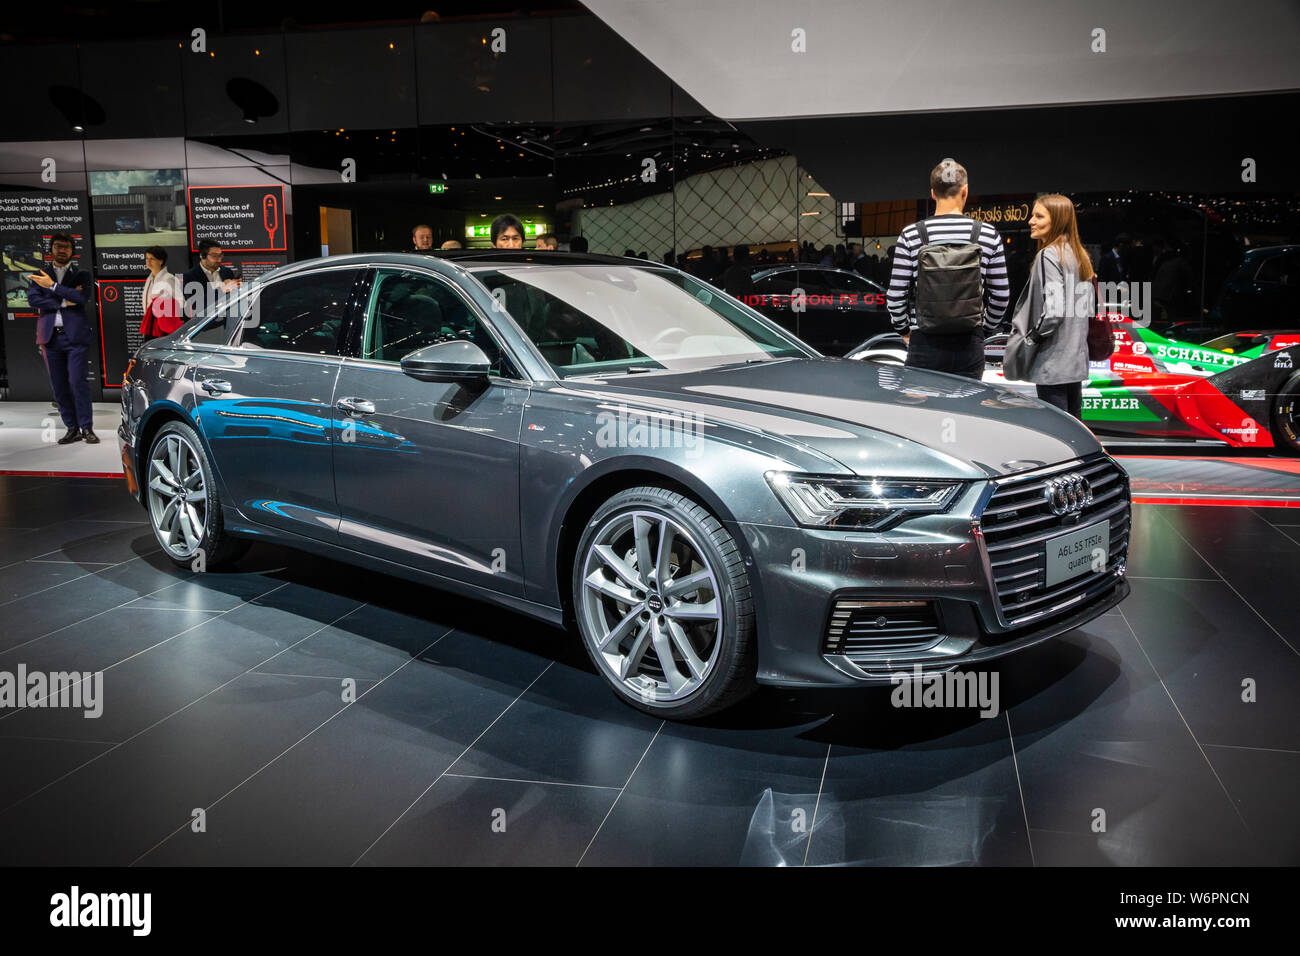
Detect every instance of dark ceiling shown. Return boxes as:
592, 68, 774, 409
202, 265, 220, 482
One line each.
0, 1, 584, 43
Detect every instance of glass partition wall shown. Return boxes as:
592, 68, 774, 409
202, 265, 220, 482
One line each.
3, 18, 1296, 399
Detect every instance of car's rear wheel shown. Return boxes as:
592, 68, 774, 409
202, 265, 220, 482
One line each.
572, 486, 756, 719
145, 420, 248, 569
1271, 372, 1300, 456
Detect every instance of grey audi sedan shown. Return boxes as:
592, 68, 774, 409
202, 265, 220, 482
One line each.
118, 250, 1130, 719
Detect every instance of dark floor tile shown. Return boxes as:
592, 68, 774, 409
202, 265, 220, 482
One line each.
1202, 745, 1300, 866
580, 705, 833, 866
252, 602, 454, 682
1119, 579, 1300, 751
1156, 504, 1300, 555
805, 695, 1031, 866
0, 559, 106, 604
0, 553, 193, 653
359, 775, 617, 866
1, 606, 221, 677
1028, 828, 1118, 865
0, 736, 118, 809
1001, 613, 1259, 865
0, 483, 142, 527
0, 586, 338, 744
1197, 547, 1300, 653
143, 631, 553, 866
123, 568, 297, 613
0, 476, 69, 498
447, 663, 662, 789
0, 519, 151, 566
0, 673, 377, 865
1248, 506, 1300, 527
1122, 504, 1217, 580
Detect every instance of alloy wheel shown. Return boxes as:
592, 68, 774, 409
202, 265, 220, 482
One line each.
579, 509, 724, 703
146, 433, 209, 559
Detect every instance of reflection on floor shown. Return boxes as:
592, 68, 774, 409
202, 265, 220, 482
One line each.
0, 476, 1296, 866
1118, 455, 1300, 507
0, 403, 122, 477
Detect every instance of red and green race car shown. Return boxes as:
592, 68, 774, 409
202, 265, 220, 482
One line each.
1064, 321, 1299, 452
847, 323, 1300, 454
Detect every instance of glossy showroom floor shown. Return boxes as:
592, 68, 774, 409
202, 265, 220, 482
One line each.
0, 474, 1297, 867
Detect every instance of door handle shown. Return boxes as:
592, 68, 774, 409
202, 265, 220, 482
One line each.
199, 378, 232, 395
336, 397, 376, 416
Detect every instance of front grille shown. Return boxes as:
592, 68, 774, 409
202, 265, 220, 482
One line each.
824, 599, 943, 660
978, 456, 1130, 627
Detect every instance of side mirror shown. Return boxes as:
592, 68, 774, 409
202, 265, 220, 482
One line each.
400, 340, 491, 382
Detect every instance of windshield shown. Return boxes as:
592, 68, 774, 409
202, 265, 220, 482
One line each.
472, 264, 814, 377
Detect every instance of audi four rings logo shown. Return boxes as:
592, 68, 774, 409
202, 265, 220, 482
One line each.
1044, 474, 1093, 515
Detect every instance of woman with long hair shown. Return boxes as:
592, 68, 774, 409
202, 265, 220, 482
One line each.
139, 246, 184, 341
1006, 193, 1094, 419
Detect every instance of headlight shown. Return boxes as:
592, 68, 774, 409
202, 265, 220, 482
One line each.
765, 472, 963, 529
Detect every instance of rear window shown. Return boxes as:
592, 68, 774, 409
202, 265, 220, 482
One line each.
233, 269, 361, 355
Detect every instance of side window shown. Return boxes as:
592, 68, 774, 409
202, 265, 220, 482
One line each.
362, 270, 518, 378
233, 269, 360, 355
753, 272, 797, 294
1281, 252, 1300, 284
188, 292, 248, 346
796, 270, 834, 295
827, 271, 879, 293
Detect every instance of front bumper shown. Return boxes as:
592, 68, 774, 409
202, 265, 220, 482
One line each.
740, 457, 1131, 687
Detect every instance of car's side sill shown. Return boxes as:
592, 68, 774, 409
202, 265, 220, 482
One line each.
225, 520, 566, 628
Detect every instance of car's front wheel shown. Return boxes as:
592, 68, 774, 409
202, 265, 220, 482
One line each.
572, 486, 756, 719
144, 420, 248, 569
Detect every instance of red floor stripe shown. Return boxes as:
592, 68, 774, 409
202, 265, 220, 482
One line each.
1132, 495, 1300, 508
0, 470, 124, 478
1117, 455, 1300, 475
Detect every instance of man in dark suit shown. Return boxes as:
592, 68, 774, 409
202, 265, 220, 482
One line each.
27, 233, 97, 444
1099, 234, 1129, 284
182, 240, 241, 317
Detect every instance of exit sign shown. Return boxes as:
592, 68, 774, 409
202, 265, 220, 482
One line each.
428, 183, 446, 194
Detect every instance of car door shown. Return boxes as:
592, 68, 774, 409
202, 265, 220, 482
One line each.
824, 271, 893, 349
1255, 250, 1300, 321
189, 266, 365, 542
790, 268, 845, 352
331, 267, 530, 597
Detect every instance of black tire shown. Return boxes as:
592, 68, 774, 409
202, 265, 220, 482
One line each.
571, 485, 756, 719
1271, 372, 1300, 456
144, 420, 249, 570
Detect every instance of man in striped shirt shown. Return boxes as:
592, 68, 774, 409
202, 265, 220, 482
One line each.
885, 159, 1011, 380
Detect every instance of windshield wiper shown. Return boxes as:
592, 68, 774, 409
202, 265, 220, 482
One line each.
625, 366, 658, 374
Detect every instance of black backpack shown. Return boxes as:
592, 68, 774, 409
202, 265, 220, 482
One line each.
912, 220, 985, 334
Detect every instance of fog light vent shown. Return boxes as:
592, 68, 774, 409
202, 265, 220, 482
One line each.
824, 599, 942, 659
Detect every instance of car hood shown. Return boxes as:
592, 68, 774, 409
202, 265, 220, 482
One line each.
570, 357, 1101, 478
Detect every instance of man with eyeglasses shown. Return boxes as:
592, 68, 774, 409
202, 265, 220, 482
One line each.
182, 240, 241, 317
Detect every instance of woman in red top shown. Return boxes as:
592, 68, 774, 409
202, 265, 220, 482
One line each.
139, 246, 184, 340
